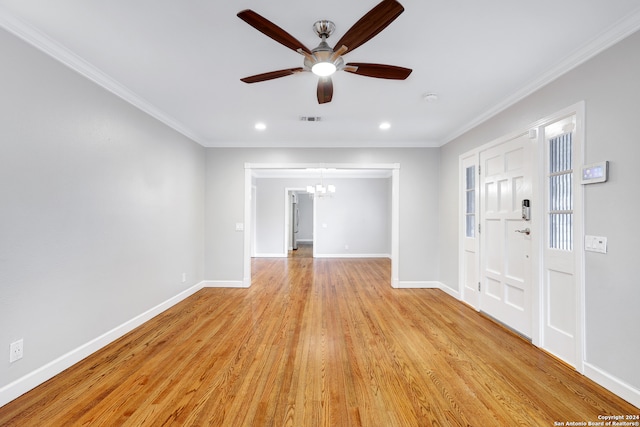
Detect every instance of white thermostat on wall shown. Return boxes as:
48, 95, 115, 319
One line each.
581, 161, 608, 184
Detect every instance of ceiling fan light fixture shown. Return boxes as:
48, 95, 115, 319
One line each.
238, 1, 412, 103
312, 62, 337, 77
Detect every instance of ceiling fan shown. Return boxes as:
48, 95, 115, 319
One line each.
237, 0, 412, 104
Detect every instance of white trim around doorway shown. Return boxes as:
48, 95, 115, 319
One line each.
244, 163, 400, 288
457, 101, 585, 367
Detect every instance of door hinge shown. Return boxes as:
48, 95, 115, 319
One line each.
478, 223, 481, 233
478, 165, 481, 175
478, 282, 481, 292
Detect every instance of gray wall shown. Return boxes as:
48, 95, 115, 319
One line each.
254, 177, 391, 256
439, 30, 640, 391
0, 29, 205, 388
205, 148, 440, 282
315, 178, 391, 256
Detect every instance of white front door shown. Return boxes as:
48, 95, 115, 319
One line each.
479, 133, 534, 338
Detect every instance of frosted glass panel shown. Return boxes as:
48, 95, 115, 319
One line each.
549, 173, 573, 211
466, 166, 475, 190
548, 133, 573, 251
466, 215, 475, 237
549, 133, 572, 173
466, 190, 475, 214
549, 213, 573, 251
465, 165, 476, 237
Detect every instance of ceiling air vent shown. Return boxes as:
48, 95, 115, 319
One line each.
299, 116, 322, 122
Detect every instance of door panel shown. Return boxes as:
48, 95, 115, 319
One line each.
485, 219, 502, 273
547, 269, 576, 335
480, 134, 533, 338
505, 283, 525, 309
505, 220, 526, 279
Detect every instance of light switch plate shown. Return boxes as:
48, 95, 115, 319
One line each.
585, 235, 607, 253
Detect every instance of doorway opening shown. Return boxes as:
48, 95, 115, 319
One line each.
244, 163, 400, 288
287, 189, 314, 259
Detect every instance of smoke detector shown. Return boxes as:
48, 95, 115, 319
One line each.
422, 93, 439, 102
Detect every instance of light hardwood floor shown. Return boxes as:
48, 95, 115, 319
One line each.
1, 257, 637, 426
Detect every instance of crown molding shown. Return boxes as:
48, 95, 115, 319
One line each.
202, 138, 441, 148
0, 6, 207, 146
441, 6, 640, 146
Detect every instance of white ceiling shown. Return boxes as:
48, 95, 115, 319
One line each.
1, 1, 640, 148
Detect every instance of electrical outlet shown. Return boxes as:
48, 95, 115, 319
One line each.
181, 273, 187, 283
10, 339, 23, 363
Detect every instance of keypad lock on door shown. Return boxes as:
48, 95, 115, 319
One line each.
522, 199, 530, 221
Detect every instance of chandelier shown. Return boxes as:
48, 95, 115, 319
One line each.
306, 168, 336, 198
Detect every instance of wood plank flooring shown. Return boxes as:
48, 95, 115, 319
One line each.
1, 257, 637, 426
289, 242, 313, 259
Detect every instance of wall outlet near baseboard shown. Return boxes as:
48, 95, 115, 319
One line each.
10, 339, 23, 363
181, 273, 187, 283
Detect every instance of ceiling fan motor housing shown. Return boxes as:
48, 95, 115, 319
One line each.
306, 20, 344, 72
313, 20, 335, 38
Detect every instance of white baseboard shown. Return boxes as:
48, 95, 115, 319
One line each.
202, 280, 248, 288
314, 253, 391, 259
438, 283, 461, 299
0, 281, 205, 408
395, 280, 443, 289
253, 253, 286, 258
584, 362, 640, 408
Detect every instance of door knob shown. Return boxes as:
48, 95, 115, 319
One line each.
515, 228, 531, 235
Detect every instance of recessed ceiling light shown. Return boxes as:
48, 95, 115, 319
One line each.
379, 122, 391, 130
254, 122, 266, 130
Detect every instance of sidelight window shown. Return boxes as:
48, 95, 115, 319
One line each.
465, 165, 476, 238
548, 133, 573, 251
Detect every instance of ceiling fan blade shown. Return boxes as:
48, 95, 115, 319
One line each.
332, 0, 404, 53
317, 77, 333, 104
344, 63, 412, 80
238, 10, 312, 54
241, 67, 305, 83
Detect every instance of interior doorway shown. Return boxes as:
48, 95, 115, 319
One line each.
287, 189, 314, 258
244, 163, 400, 288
